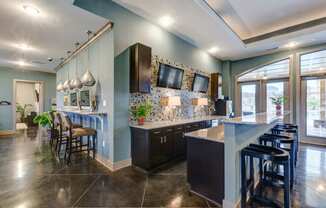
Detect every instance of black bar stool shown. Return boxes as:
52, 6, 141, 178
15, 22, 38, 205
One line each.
272, 125, 299, 166
62, 115, 97, 163
241, 144, 290, 208
260, 133, 295, 188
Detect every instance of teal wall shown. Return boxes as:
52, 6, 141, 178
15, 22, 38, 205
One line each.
56, 29, 115, 163
0, 67, 56, 130
223, 43, 326, 123
74, 0, 222, 74
113, 48, 130, 162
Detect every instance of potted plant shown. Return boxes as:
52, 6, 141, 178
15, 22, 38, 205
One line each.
16, 103, 33, 123
130, 101, 153, 125
33, 111, 53, 138
270, 96, 287, 116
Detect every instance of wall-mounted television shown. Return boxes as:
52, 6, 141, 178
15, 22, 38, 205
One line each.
80, 90, 90, 107
192, 73, 209, 93
70, 92, 78, 106
157, 63, 184, 90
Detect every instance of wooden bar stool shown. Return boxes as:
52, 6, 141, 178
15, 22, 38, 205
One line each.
62, 115, 97, 163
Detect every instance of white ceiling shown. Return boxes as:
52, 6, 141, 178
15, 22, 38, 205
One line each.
0, 0, 107, 73
207, 0, 326, 39
114, 0, 326, 61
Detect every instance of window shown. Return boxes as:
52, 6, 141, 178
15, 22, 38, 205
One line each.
236, 59, 290, 119
238, 59, 289, 82
301, 50, 326, 75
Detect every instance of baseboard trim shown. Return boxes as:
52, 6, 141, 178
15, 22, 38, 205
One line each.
95, 155, 131, 172
0, 130, 16, 137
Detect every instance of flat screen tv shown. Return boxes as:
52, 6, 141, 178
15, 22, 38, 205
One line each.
157, 63, 184, 90
192, 73, 209, 93
70, 92, 78, 106
80, 90, 90, 107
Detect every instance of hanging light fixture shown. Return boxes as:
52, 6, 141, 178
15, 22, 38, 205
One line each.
63, 51, 73, 91
81, 30, 96, 87
56, 71, 64, 92
70, 42, 83, 90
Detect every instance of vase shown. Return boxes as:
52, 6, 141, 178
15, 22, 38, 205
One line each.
138, 117, 145, 125
276, 104, 282, 116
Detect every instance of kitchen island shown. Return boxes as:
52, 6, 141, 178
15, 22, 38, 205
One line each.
185, 112, 283, 207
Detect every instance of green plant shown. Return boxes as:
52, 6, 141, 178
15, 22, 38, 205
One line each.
130, 100, 153, 119
33, 112, 53, 128
270, 96, 287, 105
16, 103, 33, 122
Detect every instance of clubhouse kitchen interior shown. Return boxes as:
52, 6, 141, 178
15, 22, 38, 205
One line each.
0, 0, 326, 207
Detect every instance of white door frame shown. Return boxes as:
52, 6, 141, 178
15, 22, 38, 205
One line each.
12, 79, 44, 131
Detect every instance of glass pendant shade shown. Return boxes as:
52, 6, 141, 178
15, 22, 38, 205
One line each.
71, 78, 83, 89
63, 80, 70, 91
56, 81, 63, 92
81, 70, 96, 86
68, 80, 74, 90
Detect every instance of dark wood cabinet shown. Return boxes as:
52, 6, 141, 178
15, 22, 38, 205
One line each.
130, 120, 212, 171
130, 43, 152, 93
174, 126, 186, 157
211, 73, 222, 101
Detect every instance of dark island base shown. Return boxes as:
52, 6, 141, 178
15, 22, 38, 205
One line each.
186, 136, 225, 205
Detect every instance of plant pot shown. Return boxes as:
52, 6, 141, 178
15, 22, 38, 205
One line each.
138, 117, 145, 125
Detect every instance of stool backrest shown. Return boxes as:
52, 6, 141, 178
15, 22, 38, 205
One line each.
61, 114, 73, 131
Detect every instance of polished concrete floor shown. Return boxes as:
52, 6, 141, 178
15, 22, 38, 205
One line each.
0, 128, 326, 208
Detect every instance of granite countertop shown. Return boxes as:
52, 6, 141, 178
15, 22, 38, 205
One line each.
222, 112, 288, 125
129, 115, 227, 130
57, 109, 107, 116
185, 125, 224, 143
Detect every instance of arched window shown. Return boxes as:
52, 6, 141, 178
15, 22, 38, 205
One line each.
236, 59, 290, 121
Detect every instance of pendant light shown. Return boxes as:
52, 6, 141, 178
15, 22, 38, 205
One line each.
70, 42, 83, 90
63, 51, 73, 91
56, 71, 64, 92
81, 30, 96, 87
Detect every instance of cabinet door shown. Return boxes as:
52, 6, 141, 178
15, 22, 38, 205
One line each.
162, 128, 175, 162
150, 130, 164, 167
174, 127, 186, 157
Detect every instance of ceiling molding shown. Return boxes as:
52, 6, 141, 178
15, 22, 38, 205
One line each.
243, 16, 326, 44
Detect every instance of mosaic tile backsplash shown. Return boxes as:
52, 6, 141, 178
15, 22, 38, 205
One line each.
129, 56, 214, 122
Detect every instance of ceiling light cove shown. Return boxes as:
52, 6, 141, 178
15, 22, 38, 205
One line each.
208, 46, 219, 54
284, 42, 298, 48
158, 15, 174, 28
22, 5, 40, 17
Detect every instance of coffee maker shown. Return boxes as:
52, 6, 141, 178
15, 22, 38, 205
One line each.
214, 97, 233, 117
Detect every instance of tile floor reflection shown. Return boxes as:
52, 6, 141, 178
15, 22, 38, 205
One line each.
0, 128, 325, 207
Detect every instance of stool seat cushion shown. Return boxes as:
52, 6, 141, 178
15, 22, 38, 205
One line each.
72, 127, 97, 137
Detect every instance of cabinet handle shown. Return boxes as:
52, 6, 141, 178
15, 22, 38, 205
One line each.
164, 136, 167, 143
160, 137, 163, 144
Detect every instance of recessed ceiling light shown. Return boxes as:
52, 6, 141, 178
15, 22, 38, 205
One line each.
22, 5, 40, 16
208, 46, 219, 54
159, 15, 174, 28
17, 60, 27, 66
284, 42, 298, 48
17, 43, 31, 51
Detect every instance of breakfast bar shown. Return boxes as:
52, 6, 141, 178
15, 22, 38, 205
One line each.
186, 112, 283, 207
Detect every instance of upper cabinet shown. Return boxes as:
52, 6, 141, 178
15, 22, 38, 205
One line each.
130, 43, 152, 93
211, 73, 222, 101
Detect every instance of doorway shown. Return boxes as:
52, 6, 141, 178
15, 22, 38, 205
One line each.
301, 77, 326, 140
13, 80, 44, 131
